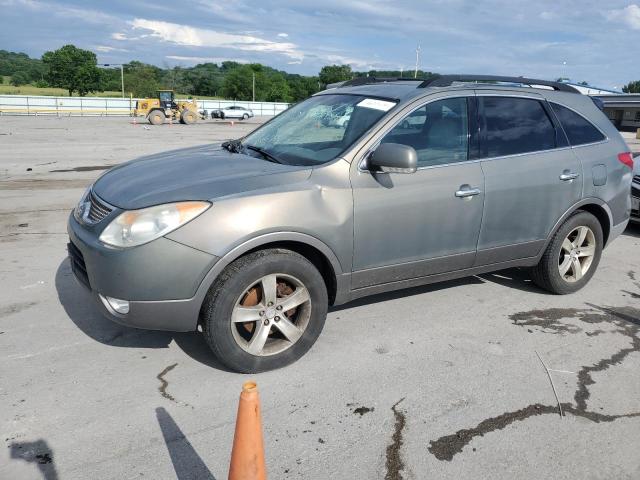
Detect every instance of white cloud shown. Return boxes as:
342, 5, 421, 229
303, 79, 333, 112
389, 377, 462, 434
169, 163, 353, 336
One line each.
607, 4, 640, 30
95, 45, 128, 52
166, 55, 248, 64
111, 32, 128, 40
277, 32, 288, 38
129, 18, 303, 59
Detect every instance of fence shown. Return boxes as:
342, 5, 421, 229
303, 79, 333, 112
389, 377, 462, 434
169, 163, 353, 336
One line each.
0, 95, 290, 117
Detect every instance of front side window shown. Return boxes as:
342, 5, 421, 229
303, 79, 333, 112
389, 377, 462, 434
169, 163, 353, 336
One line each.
481, 97, 556, 157
550, 102, 606, 146
380, 97, 469, 167
243, 94, 397, 166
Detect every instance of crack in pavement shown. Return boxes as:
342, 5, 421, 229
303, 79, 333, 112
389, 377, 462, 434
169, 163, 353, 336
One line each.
385, 398, 406, 480
428, 305, 640, 461
157, 363, 178, 403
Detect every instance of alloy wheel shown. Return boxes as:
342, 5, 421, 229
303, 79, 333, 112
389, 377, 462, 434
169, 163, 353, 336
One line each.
231, 273, 311, 356
558, 226, 596, 283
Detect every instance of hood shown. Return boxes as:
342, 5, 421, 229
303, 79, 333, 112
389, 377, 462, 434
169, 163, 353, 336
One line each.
93, 144, 312, 210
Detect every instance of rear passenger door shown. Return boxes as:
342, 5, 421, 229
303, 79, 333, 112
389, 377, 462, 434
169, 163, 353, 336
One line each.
475, 92, 582, 264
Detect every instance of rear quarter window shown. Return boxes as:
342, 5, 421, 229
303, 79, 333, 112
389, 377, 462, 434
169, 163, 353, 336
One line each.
550, 102, 606, 146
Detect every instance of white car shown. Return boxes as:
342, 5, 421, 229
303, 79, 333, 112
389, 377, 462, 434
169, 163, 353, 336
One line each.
212, 106, 254, 120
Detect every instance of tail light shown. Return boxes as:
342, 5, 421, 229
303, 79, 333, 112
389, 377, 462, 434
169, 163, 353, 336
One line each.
618, 152, 634, 169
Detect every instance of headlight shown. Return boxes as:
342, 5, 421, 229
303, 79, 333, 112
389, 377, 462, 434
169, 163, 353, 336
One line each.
73, 186, 92, 223
99, 201, 210, 248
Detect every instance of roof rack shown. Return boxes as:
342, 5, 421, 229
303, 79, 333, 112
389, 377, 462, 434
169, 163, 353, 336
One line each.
326, 77, 420, 89
419, 75, 580, 93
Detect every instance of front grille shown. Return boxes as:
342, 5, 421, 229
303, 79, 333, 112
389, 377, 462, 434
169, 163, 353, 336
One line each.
67, 241, 91, 289
633, 175, 640, 184
86, 191, 113, 224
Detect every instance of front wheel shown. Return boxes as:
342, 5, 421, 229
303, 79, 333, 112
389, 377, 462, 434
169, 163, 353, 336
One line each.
242, 113, 249, 120
202, 249, 328, 373
530, 211, 603, 294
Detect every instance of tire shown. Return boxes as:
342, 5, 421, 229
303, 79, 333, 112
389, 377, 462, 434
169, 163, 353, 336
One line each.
181, 110, 197, 125
202, 249, 328, 373
220, 112, 225, 120
242, 113, 249, 120
148, 110, 165, 126
530, 211, 603, 294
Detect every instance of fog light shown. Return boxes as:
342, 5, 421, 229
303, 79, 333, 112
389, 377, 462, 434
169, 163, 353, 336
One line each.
100, 295, 130, 314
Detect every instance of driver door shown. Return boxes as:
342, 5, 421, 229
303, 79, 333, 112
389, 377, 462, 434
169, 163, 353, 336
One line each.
351, 95, 485, 289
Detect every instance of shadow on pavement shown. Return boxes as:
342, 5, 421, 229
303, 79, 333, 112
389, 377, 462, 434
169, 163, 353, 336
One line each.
55, 259, 234, 372
9, 439, 58, 480
156, 407, 217, 480
623, 222, 640, 238
479, 267, 542, 293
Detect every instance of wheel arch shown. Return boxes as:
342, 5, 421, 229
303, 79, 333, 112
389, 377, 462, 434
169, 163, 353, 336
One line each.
543, 198, 613, 255
195, 232, 346, 312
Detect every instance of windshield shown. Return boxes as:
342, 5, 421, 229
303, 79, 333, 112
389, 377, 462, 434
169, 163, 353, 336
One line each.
242, 94, 397, 166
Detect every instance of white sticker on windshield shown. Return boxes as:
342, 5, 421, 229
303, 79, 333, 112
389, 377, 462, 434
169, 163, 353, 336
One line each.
356, 98, 396, 112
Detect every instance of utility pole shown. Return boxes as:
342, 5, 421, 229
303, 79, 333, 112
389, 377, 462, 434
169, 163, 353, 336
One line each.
414, 44, 421, 79
252, 72, 255, 102
99, 64, 125, 97
400, 67, 403, 78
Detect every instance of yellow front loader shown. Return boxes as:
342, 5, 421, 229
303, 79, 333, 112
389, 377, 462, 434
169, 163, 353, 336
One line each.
134, 90, 200, 125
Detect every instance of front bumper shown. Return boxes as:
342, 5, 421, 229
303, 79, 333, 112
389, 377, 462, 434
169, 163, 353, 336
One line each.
67, 212, 219, 331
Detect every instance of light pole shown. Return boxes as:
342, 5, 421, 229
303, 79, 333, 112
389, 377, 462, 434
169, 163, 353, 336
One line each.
252, 72, 255, 102
99, 63, 124, 98
414, 44, 421, 79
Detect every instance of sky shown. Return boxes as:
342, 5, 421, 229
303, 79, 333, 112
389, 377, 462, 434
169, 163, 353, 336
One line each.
1, 0, 639, 89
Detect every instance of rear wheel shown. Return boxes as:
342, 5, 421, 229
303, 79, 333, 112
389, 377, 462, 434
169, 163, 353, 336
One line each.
531, 211, 603, 294
181, 110, 197, 125
202, 249, 328, 373
148, 110, 165, 126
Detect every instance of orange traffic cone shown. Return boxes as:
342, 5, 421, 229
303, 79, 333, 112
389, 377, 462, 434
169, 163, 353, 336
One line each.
228, 381, 267, 480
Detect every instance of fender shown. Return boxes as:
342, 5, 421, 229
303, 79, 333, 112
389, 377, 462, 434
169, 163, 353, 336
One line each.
190, 231, 348, 312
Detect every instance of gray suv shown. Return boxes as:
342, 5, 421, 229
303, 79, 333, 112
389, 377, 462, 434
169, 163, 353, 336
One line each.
67, 75, 634, 372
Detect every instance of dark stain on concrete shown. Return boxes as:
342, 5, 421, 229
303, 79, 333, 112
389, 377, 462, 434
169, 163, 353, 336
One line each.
429, 305, 640, 461
50, 165, 111, 172
385, 398, 406, 480
9, 439, 58, 480
157, 363, 178, 403
0, 302, 37, 318
622, 290, 640, 299
628, 271, 636, 281
509, 307, 625, 335
353, 406, 374, 416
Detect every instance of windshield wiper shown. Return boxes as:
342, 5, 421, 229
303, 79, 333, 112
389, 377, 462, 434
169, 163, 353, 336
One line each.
244, 144, 282, 164
221, 139, 244, 153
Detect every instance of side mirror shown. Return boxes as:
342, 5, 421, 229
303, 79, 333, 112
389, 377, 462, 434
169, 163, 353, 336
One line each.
368, 143, 418, 174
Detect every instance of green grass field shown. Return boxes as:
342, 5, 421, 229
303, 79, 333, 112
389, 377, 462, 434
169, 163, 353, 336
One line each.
0, 81, 223, 99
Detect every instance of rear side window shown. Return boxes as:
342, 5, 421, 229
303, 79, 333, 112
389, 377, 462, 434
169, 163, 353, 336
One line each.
550, 102, 606, 146
481, 97, 556, 157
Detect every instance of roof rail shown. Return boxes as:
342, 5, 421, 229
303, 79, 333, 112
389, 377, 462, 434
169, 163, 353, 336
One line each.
326, 77, 420, 89
419, 75, 580, 93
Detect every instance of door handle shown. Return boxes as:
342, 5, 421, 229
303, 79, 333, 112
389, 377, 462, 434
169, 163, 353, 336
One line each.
455, 187, 482, 198
559, 172, 580, 181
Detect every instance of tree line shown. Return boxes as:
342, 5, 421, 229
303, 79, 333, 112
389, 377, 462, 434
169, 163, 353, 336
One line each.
1, 45, 440, 101
6, 45, 636, 100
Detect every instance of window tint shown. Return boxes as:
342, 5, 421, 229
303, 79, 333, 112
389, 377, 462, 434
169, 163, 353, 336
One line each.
481, 97, 556, 157
380, 97, 468, 166
550, 103, 606, 146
